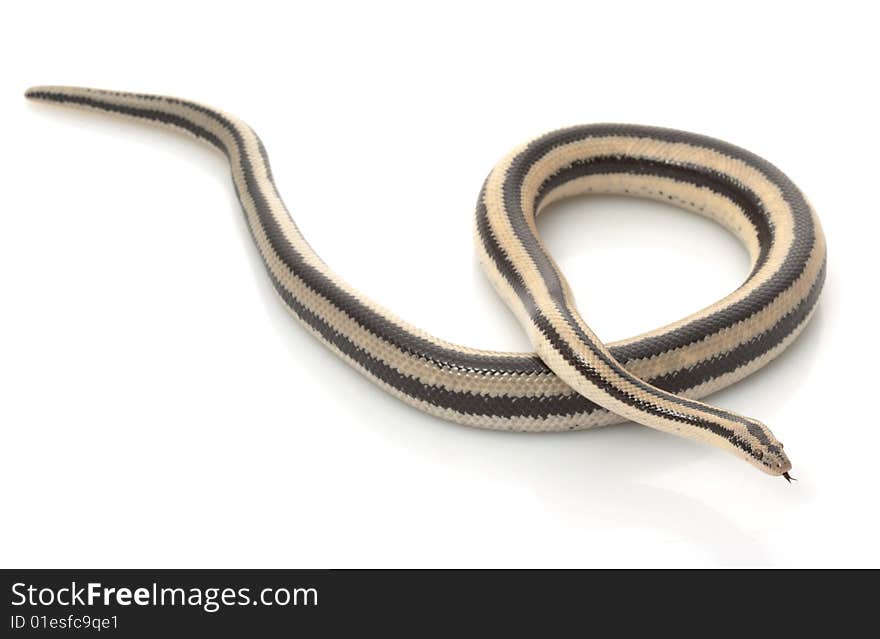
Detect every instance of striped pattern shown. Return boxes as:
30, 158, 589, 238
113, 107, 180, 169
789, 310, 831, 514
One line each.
25, 86, 825, 477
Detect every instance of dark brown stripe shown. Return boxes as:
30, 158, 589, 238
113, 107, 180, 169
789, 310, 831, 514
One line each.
503, 124, 818, 365
29, 90, 821, 436
477, 164, 799, 437
477, 189, 769, 452
28, 90, 548, 376
534, 155, 774, 273
486, 124, 818, 436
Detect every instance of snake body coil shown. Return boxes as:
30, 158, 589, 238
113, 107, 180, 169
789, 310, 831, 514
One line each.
26, 86, 826, 477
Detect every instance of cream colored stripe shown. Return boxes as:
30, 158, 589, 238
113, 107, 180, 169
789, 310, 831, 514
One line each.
481, 135, 796, 457
71, 91, 813, 413
536, 173, 763, 264
115, 94, 568, 400
487, 134, 804, 379
680, 305, 818, 400
528, 136, 797, 345
55, 90, 565, 399
69, 86, 510, 362
481, 145, 729, 423
532, 171, 825, 380
274, 284, 615, 432
484, 135, 796, 351
39, 91, 813, 450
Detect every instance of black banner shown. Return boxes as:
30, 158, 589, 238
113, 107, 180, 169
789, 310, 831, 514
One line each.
1, 568, 866, 635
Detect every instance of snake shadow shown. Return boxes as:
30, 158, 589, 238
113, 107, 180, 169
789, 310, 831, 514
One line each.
232, 159, 826, 565
238, 201, 825, 565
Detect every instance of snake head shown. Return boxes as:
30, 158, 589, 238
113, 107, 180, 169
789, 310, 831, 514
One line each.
750, 437, 792, 477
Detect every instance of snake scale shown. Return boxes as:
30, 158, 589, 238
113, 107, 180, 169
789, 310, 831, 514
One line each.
26, 86, 826, 478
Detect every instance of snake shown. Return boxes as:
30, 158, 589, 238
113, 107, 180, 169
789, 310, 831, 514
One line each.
25, 86, 826, 478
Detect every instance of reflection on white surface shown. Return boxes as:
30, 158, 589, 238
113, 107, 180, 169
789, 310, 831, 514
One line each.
250, 197, 828, 566
4, 29, 875, 567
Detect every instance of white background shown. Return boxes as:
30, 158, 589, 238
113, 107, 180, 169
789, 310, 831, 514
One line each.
2, 1, 877, 568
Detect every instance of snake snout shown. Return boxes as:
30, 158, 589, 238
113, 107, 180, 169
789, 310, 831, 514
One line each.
764, 446, 792, 477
